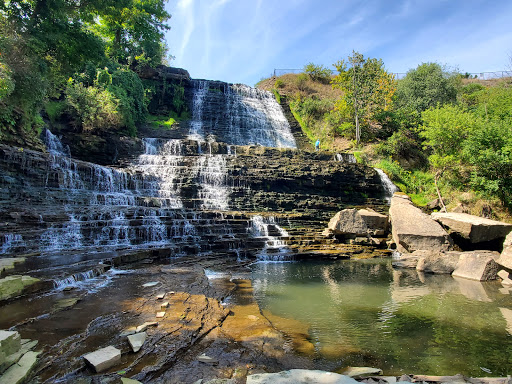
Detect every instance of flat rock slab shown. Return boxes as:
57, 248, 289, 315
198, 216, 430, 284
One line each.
196, 354, 218, 365
83, 346, 121, 373
127, 332, 146, 353
343, 367, 383, 378
390, 194, 451, 253
247, 369, 360, 384
156, 311, 166, 318
135, 322, 158, 333
0, 275, 40, 301
121, 379, 143, 384
142, 282, 159, 287
431, 212, 512, 244
0, 330, 21, 357
0, 351, 39, 384
0, 258, 25, 273
452, 251, 500, 281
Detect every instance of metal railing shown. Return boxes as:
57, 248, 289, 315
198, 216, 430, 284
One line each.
273, 69, 512, 80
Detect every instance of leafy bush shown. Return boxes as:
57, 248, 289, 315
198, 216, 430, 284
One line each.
296, 73, 309, 91
65, 79, 122, 132
274, 79, 284, 88
304, 63, 332, 83
395, 63, 460, 113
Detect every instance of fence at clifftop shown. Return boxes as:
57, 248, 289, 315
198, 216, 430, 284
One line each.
272, 68, 512, 80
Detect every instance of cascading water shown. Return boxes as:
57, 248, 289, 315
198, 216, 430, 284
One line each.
188, 80, 297, 148
375, 168, 399, 203
248, 215, 292, 262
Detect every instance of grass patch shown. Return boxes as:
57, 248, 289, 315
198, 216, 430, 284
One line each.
272, 88, 281, 104
147, 114, 177, 130
45, 101, 66, 123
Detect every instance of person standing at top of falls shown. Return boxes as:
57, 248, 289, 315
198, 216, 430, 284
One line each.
315, 140, 320, 151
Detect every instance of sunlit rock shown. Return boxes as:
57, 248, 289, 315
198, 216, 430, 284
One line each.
497, 232, 512, 270
389, 194, 452, 253
414, 250, 462, 274
431, 212, 512, 246
247, 369, 359, 384
127, 332, 146, 353
342, 367, 383, 378
0, 276, 40, 301
452, 251, 500, 281
83, 346, 121, 373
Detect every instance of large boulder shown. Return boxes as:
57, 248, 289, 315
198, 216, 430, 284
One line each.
452, 251, 500, 281
497, 232, 512, 270
326, 208, 388, 239
389, 194, 452, 253
414, 250, 462, 274
431, 212, 512, 246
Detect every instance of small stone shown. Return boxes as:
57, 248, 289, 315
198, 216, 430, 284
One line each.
160, 302, 169, 309
156, 312, 166, 318
127, 332, 146, 353
156, 293, 166, 300
120, 327, 137, 337
343, 367, 383, 378
197, 354, 219, 365
121, 378, 143, 384
168, 291, 175, 295
398, 375, 412, 382
83, 346, 121, 373
142, 281, 159, 287
135, 322, 158, 333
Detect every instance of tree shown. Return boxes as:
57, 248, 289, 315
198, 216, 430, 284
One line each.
395, 62, 460, 113
332, 51, 396, 145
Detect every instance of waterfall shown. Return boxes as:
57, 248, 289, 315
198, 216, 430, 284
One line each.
248, 216, 292, 262
195, 154, 230, 210
188, 80, 296, 148
335, 153, 356, 163
375, 168, 399, 203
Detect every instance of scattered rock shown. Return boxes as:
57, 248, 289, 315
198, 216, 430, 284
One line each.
156, 293, 166, 300
160, 302, 169, 309
342, 367, 383, 378
0, 275, 40, 301
142, 282, 159, 288
246, 369, 359, 384
431, 212, 512, 245
196, 354, 218, 365
452, 251, 501, 281
498, 270, 512, 286
121, 378, 143, 384
135, 322, 158, 333
414, 250, 462, 274
398, 375, 412, 382
156, 312, 166, 318
0, 331, 21, 358
391, 254, 420, 269
389, 194, 452, 253
0, 351, 39, 384
0, 258, 25, 274
497, 232, 512, 270
127, 332, 146, 353
326, 209, 388, 239
83, 346, 121, 373
120, 327, 137, 337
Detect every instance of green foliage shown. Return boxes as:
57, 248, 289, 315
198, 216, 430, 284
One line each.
274, 79, 284, 89
332, 51, 396, 144
65, 79, 121, 132
147, 115, 176, 129
45, 101, 66, 123
296, 73, 309, 91
395, 63, 460, 113
304, 63, 332, 83
272, 89, 281, 104
0, 61, 14, 100
375, 128, 427, 166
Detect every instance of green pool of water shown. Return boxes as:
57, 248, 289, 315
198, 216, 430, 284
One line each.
251, 259, 512, 376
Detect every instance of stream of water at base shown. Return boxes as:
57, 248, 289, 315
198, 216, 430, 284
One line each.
250, 258, 512, 377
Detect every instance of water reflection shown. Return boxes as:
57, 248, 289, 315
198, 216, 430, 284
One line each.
251, 259, 512, 376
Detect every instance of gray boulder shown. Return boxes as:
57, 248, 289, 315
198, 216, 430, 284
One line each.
414, 250, 462, 274
127, 332, 146, 353
497, 232, 512, 270
431, 212, 512, 244
389, 194, 452, 253
326, 208, 388, 238
452, 251, 500, 281
392, 254, 420, 269
342, 367, 383, 378
247, 369, 359, 384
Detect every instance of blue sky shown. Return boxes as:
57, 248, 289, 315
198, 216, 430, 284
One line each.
164, 0, 512, 86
